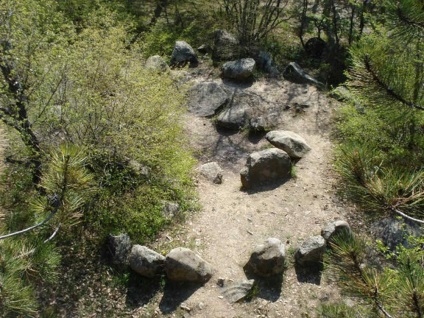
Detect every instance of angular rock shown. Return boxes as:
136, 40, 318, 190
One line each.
129, 245, 165, 277
212, 30, 240, 61
170, 41, 198, 67
216, 102, 249, 130
266, 130, 311, 159
321, 220, 352, 244
145, 55, 169, 73
240, 148, 291, 189
197, 162, 223, 184
165, 247, 213, 283
107, 233, 132, 265
221, 58, 255, 81
295, 236, 326, 266
221, 279, 255, 303
162, 201, 180, 218
245, 238, 285, 277
283, 62, 323, 87
187, 82, 228, 117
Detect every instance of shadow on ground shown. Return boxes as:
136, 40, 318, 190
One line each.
125, 271, 164, 308
294, 262, 323, 285
159, 281, 203, 314
243, 267, 284, 302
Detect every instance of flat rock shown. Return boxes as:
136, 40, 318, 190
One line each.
240, 148, 291, 189
188, 82, 228, 117
221, 279, 255, 303
283, 62, 323, 87
129, 245, 165, 277
165, 247, 213, 283
245, 238, 285, 277
266, 130, 311, 159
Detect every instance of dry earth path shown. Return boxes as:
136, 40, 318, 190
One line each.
137, 76, 352, 318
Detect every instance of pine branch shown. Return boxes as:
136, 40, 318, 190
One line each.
363, 55, 424, 111
391, 207, 424, 224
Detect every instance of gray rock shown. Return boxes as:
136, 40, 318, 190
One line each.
216, 101, 249, 130
245, 238, 285, 277
165, 247, 213, 283
221, 58, 255, 81
107, 233, 132, 265
212, 30, 240, 61
170, 41, 198, 67
283, 62, 323, 87
162, 201, 180, 218
187, 82, 228, 117
129, 245, 165, 277
321, 220, 352, 244
373, 217, 423, 251
197, 44, 211, 54
221, 279, 255, 303
145, 55, 169, 73
295, 235, 326, 266
198, 162, 223, 184
266, 130, 311, 159
240, 148, 291, 189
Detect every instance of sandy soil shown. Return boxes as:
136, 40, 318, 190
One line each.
134, 75, 353, 318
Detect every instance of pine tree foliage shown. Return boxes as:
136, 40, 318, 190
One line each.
336, 0, 424, 222
324, 233, 424, 318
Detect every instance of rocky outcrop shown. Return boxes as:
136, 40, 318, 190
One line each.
283, 62, 322, 87
221, 58, 255, 81
240, 148, 291, 189
245, 238, 286, 277
295, 235, 326, 266
170, 41, 198, 67
321, 220, 351, 244
129, 245, 165, 277
212, 30, 240, 61
187, 82, 228, 117
107, 233, 132, 265
266, 130, 311, 159
165, 247, 213, 283
197, 162, 224, 184
145, 55, 169, 73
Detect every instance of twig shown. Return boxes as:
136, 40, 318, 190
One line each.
391, 207, 424, 224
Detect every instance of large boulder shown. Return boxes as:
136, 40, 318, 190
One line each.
321, 220, 352, 244
240, 148, 291, 189
170, 41, 198, 67
305, 37, 327, 58
295, 236, 326, 266
283, 62, 323, 87
245, 238, 286, 277
145, 55, 169, 73
107, 233, 132, 265
165, 247, 213, 283
187, 82, 228, 117
129, 245, 165, 277
221, 58, 256, 81
212, 30, 240, 61
197, 162, 223, 184
265, 130, 311, 159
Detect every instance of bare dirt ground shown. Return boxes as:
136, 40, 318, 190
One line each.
130, 75, 354, 318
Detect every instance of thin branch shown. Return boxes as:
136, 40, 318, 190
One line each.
363, 55, 424, 111
391, 207, 424, 224
0, 206, 59, 240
